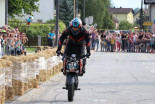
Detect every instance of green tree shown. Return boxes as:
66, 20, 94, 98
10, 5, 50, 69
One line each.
82, 0, 113, 29
119, 21, 133, 30
103, 9, 114, 29
59, 0, 74, 27
8, 0, 40, 17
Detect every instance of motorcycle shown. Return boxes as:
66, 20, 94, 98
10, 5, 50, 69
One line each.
58, 53, 88, 102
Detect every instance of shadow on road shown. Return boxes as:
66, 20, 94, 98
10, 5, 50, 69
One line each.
27, 100, 68, 104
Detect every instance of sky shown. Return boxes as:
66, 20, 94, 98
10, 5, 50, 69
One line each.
111, 0, 144, 9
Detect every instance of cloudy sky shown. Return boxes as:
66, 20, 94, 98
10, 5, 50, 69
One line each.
111, 0, 144, 9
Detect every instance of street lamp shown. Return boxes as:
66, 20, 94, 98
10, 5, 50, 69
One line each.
140, 0, 144, 30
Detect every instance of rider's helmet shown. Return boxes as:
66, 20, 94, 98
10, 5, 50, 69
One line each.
70, 17, 82, 35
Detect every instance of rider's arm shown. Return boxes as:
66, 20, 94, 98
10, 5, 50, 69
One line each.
57, 28, 69, 51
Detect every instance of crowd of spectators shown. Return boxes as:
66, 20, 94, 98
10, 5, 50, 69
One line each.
0, 25, 28, 57
90, 29, 155, 53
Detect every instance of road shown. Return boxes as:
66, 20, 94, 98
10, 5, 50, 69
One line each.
6, 52, 155, 104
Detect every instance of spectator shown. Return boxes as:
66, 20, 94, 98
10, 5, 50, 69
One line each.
106, 32, 111, 52
110, 34, 115, 52
48, 29, 55, 47
121, 32, 126, 52
90, 30, 96, 50
93, 32, 99, 51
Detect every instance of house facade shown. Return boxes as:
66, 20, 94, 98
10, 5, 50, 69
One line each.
16, 0, 56, 23
133, 10, 140, 24
109, 7, 134, 24
0, 0, 5, 27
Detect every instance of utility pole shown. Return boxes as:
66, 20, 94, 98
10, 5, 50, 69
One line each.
83, 0, 85, 22
140, 0, 144, 30
5, 0, 8, 25
76, 0, 78, 17
55, 0, 59, 46
74, 0, 75, 18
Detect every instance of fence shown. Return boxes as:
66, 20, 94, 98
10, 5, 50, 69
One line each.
25, 36, 48, 46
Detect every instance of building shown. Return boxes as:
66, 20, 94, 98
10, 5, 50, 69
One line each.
16, 0, 56, 23
133, 8, 140, 24
0, 0, 6, 27
109, 7, 134, 24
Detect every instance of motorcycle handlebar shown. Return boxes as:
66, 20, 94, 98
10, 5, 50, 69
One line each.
57, 53, 89, 59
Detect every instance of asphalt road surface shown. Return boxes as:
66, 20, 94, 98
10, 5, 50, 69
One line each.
6, 52, 155, 104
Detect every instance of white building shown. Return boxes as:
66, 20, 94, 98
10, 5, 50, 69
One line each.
17, 0, 56, 22
0, 0, 5, 27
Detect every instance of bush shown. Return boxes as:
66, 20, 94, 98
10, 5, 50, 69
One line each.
119, 21, 133, 30
8, 18, 66, 37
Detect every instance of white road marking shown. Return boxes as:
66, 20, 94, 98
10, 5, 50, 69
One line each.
90, 82, 110, 84
88, 99, 106, 102
150, 70, 155, 73
145, 65, 149, 69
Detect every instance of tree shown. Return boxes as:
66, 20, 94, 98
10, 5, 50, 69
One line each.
80, 0, 113, 29
59, 0, 74, 27
102, 9, 114, 29
119, 21, 133, 30
8, 0, 40, 17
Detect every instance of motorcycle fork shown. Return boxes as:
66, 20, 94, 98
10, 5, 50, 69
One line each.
79, 59, 83, 74
66, 74, 78, 89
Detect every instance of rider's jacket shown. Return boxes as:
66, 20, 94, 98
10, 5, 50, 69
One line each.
58, 26, 90, 53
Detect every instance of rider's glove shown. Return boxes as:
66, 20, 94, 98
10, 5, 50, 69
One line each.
56, 50, 61, 56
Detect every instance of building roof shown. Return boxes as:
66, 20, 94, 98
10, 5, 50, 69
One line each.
109, 8, 133, 14
133, 8, 140, 15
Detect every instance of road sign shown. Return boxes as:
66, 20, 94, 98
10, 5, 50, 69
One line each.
144, 0, 155, 4
143, 22, 153, 26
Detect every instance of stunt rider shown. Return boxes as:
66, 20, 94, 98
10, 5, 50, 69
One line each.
56, 17, 91, 74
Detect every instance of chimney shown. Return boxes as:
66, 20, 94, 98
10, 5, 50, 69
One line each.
113, 6, 115, 8
120, 6, 122, 8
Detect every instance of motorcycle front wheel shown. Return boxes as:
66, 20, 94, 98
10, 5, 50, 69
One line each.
68, 84, 75, 101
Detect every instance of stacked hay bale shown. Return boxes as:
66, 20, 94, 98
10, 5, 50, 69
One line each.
3, 60, 15, 101
2, 56, 27, 96
45, 49, 56, 79
36, 48, 59, 82
38, 55, 47, 82
26, 55, 39, 88
0, 61, 6, 104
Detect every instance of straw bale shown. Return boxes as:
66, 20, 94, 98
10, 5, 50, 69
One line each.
0, 84, 5, 104
28, 79, 38, 88
5, 86, 14, 101
12, 80, 24, 96
5, 67, 13, 88
24, 83, 28, 92
39, 70, 47, 82
36, 75, 40, 81
47, 67, 54, 79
